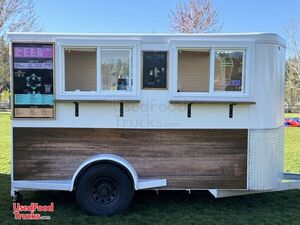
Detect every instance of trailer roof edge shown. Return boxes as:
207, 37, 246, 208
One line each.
6, 32, 286, 47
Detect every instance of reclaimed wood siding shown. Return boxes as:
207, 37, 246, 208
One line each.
13, 128, 248, 189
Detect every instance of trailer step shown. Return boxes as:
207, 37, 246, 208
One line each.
277, 173, 300, 191
283, 172, 300, 180
209, 173, 300, 198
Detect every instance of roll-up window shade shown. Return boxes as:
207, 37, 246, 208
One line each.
177, 50, 210, 92
64, 48, 97, 91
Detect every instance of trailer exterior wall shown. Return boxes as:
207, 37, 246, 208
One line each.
13, 128, 247, 189
246, 41, 286, 190
8, 33, 286, 193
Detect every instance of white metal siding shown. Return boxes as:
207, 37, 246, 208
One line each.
248, 126, 284, 190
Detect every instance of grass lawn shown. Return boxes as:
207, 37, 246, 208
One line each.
285, 113, 300, 118
1, 112, 300, 225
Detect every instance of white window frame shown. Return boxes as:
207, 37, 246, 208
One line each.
169, 40, 253, 102
56, 39, 140, 101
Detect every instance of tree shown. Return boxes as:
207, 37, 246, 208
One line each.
283, 18, 300, 112
0, 36, 9, 91
285, 58, 300, 111
169, 0, 221, 33
284, 18, 300, 59
0, 0, 41, 93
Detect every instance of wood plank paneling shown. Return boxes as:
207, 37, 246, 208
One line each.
13, 128, 248, 189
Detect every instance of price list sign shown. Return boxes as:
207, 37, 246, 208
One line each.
13, 43, 54, 118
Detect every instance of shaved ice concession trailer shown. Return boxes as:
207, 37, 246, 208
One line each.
8, 32, 300, 216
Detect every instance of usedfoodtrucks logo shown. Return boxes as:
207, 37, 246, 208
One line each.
13, 203, 54, 220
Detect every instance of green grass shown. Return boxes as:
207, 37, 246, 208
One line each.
285, 113, 300, 118
1, 112, 300, 225
284, 113, 300, 172
285, 128, 300, 172
0, 112, 10, 174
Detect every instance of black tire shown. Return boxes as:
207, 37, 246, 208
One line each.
75, 164, 134, 216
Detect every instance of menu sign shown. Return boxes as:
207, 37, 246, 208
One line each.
13, 43, 54, 118
143, 51, 167, 89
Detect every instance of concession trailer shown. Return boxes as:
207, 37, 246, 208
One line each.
8, 32, 300, 216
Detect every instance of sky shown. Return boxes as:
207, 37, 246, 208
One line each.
35, 0, 300, 36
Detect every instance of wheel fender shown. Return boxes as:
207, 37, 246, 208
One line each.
70, 154, 139, 191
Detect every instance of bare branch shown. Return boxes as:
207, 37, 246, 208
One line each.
0, 0, 41, 37
284, 17, 300, 59
169, 0, 221, 33
0, 0, 41, 92
283, 18, 300, 111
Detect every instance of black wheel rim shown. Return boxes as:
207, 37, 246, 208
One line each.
89, 177, 118, 205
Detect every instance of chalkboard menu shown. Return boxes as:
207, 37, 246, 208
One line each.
12, 43, 54, 118
143, 51, 167, 89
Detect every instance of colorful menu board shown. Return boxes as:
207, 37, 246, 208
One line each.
13, 43, 54, 118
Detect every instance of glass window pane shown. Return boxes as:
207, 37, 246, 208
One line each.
101, 49, 132, 91
214, 50, 244, 91
64, 48, 97, 92
177, 50, 210, 92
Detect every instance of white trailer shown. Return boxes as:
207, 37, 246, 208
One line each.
8, 32, 300, 216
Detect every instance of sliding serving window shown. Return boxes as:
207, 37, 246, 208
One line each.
101, 49, 132, 91
63, 47, 134, 94
177, 49, 210, 92
214, 50, 245, 92
175, 48, 246, 95
64, 48, 97, 92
